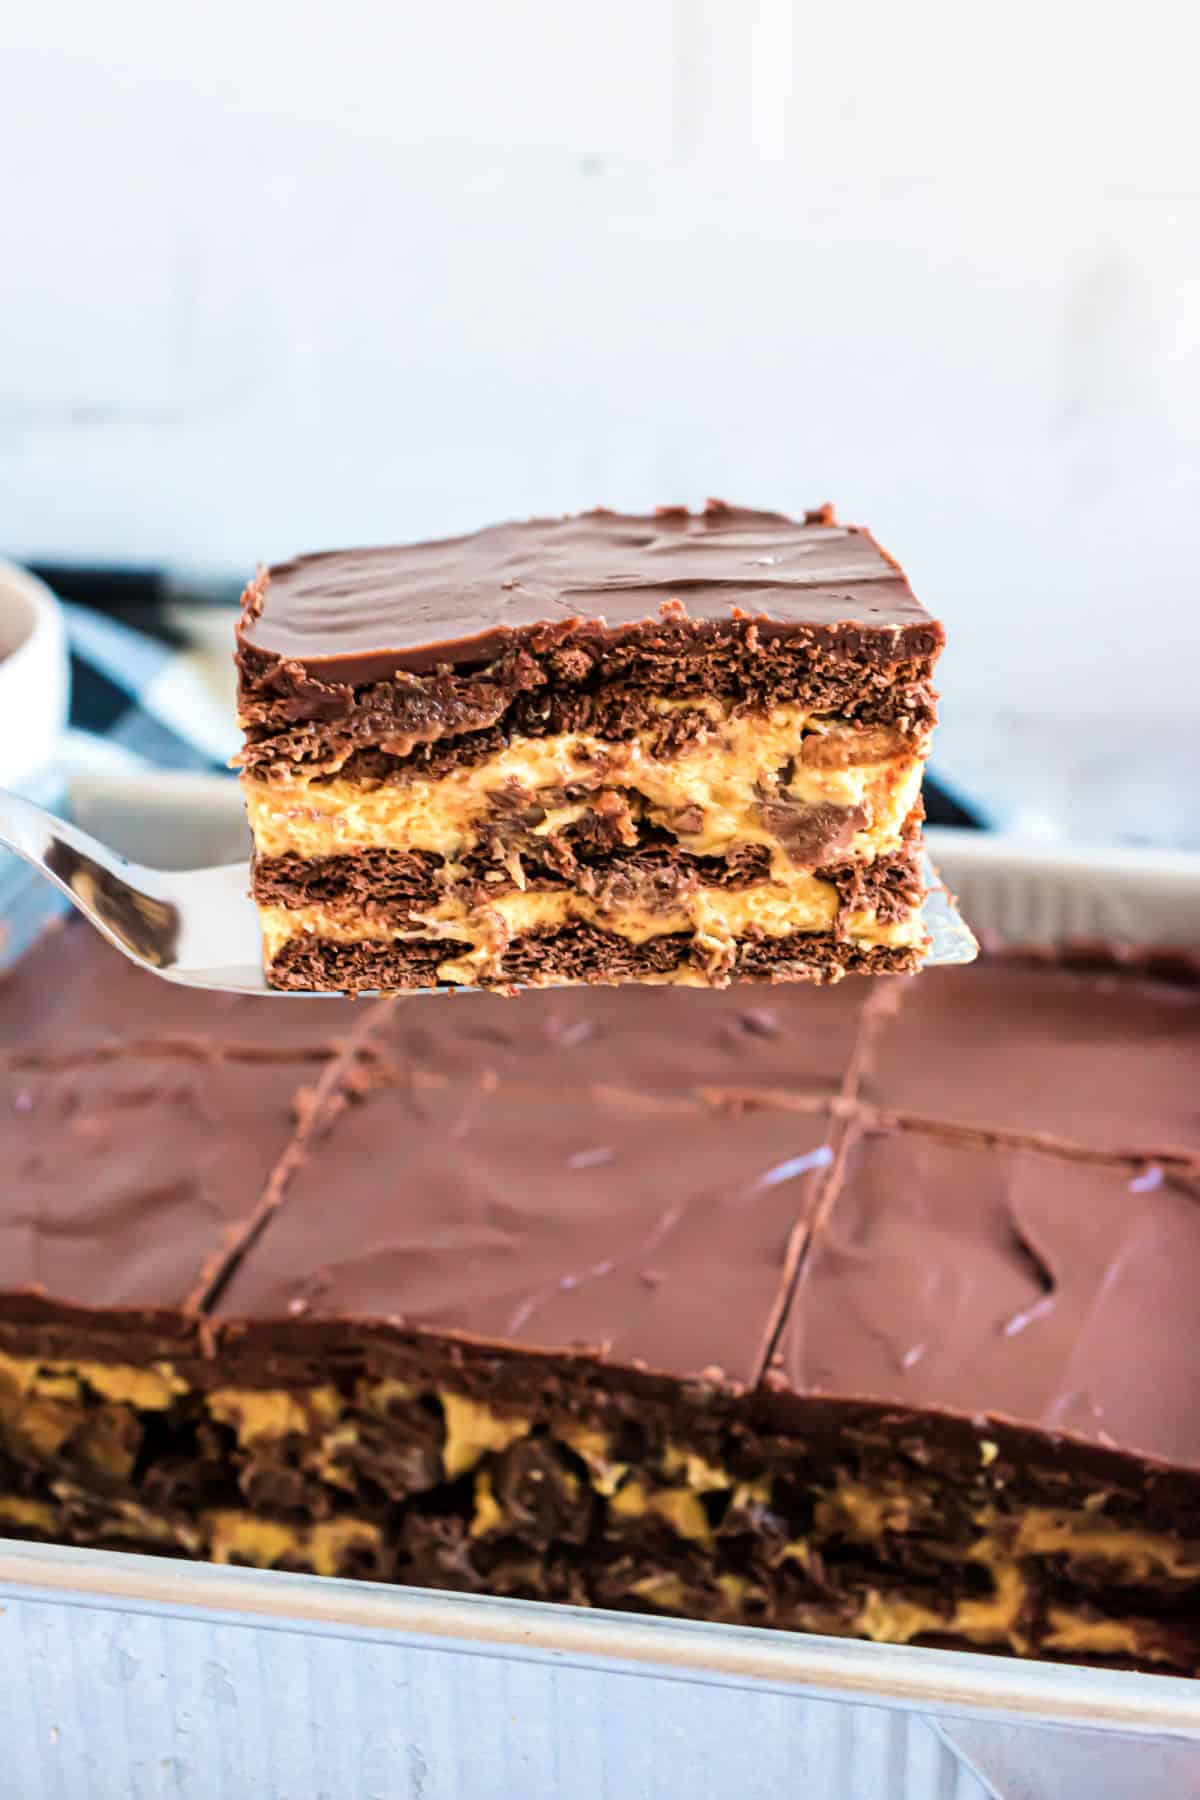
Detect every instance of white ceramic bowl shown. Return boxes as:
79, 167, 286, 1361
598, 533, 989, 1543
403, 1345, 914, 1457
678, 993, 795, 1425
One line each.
0, 560, 69, 789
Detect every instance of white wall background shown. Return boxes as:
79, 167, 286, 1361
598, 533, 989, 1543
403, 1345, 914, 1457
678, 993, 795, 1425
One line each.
2, 0, 1199, 828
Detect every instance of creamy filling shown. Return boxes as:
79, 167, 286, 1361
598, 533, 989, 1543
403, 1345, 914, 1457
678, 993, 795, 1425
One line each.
241, 704, 926, 872
257, 880, 926, 984
206, 1512, 382, 1578
245, 699, 930, 983
0, 1357, 1191, 1664
854, 1571, 1171, 1663
853, 1556, 1028, 1652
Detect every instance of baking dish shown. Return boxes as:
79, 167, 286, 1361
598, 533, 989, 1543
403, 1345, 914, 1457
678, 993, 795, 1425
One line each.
2, 793, 1198, 1799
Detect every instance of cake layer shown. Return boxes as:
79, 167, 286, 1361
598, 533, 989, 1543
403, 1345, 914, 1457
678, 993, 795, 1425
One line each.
251, 838, 924, 920
322, 707, 912, 786
253, 841, 769, 907
5, 926, 1197, 1672
263, 925, 924, 993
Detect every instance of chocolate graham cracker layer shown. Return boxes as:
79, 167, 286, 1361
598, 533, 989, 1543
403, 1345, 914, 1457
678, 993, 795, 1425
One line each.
236, 504, 944, 992
1, 925, 1198, 1672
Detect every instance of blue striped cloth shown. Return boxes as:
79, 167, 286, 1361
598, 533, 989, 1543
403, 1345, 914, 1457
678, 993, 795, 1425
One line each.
61, 602, 237, 773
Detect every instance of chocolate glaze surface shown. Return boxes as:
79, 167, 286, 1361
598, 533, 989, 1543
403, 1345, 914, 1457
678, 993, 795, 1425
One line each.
372, 977, 869, 1101
0, 919, 364, 1062
0, 1051, 318, 1319
864, 960, 1200, 1157
785, 1126, 1200, 1465
240, 504, 942, 680
216, 1069, 834, 1387
266, 926, 918, 995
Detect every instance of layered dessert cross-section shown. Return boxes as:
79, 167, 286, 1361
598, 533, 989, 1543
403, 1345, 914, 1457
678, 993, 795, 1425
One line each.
772, 1127, 1200, 1668
1, 924, 1199, 1674
0, 1036, 359, 1554
236, 502, 945, 992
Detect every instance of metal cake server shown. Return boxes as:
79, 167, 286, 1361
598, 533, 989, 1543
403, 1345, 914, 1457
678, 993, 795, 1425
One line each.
0, 789, 977, 997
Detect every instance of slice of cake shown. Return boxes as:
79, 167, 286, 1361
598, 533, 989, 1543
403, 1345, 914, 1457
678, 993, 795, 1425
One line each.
236, 501, 945, 993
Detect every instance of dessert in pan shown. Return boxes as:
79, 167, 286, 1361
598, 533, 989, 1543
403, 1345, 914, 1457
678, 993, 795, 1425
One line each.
236, 502, 944, 993
1, 925, 1198, 1675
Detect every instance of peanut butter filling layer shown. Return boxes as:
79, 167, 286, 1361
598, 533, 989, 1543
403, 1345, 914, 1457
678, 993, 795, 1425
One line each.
241, 705, 926, 870
3, 1355, 1191, 1668
258, 882, 925, 987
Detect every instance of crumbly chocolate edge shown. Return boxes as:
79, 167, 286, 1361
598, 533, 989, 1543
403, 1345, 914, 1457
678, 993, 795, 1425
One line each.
236, 620, 941, 778
263, 926, 925, 994
1, 1307, 1197, 1673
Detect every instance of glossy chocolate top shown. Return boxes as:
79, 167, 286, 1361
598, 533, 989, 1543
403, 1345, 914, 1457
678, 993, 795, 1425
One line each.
0, 1051, 314, 1320
215, 1066, 835, 1388
0, 919, 365, 1064
863, 960, 1200, 1159
238, 503, 942, 681
783, 1126, 1200, 1466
